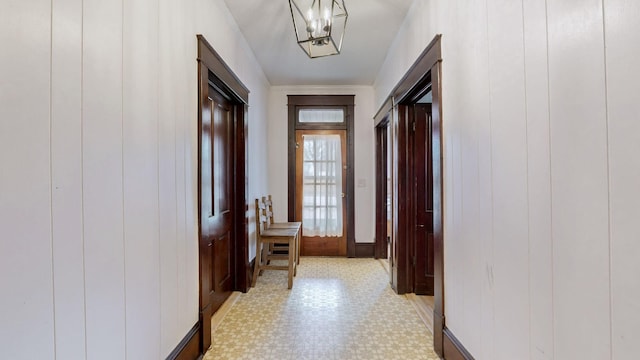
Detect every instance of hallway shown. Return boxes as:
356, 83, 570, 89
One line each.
4, 0, 640, 358
204, 258, 438, 359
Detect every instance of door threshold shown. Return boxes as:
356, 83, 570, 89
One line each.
406, 293, 435, 335
211, 291, 241, 334
378, 258, 390, 275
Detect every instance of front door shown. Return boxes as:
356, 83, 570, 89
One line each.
413, 103, 434, 295
295, 129, 347, 256
199, 85, 234, 347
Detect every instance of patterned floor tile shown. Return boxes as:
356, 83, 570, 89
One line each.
203, 258, 439, 360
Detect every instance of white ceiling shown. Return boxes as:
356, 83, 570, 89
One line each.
222, 0, 415, 86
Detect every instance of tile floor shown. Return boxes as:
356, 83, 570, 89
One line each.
203, 257, 439, 360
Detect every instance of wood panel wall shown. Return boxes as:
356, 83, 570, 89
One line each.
374, 0, 640, 359
0, 0, 271, 358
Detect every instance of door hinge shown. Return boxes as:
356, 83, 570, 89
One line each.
412, 121, 416, 132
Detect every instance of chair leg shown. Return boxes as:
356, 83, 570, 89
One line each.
260, 243, 271, 275
293, 233, 297, 277
296, 231, 300, 265
287, 236, 295, 289
266, 243, 273, 265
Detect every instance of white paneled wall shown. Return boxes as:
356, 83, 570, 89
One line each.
267, 86, 376, 245
375, 0, 640, 359
487, 1, 530, 358
522, 1, 554, 358
51, 0, 86, 358
605, 1, 640, 358
82, 0, 127, 358
0, 0, 270, 358
0, 0, 54, 358
159, 0, 180, 354
245, 72, 271, 261
123, 0, 161, 357
547, 1, 611, 359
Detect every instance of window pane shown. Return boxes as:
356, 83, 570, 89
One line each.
303, 162, 314, 178
299, 109, 344, 123
301, 134, 344, 237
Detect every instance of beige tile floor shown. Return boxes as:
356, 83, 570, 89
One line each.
204, 257, 439, 360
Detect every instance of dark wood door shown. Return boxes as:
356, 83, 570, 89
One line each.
413, 104, 434, 295
374, 125, 390, 260
199, 85, 234, 348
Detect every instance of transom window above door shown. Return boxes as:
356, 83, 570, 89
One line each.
298, 108, 345, 123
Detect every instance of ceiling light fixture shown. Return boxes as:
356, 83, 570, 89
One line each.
289, 0, 348, 58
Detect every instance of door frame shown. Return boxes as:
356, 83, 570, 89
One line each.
287, 95, 356, 257
373, 35, 445, 356
374, 125, 389, 260
196, 34, 250, 355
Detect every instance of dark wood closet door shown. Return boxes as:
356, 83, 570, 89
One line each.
199, 84, 234, 349
414, 103, 434, 295
208, 87, 234, 309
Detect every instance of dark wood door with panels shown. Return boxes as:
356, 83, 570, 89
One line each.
196, 34, 250, 357
412, 103, 434, 295
200, 86, 234, 316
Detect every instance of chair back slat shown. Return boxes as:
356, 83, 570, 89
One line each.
255, 198, 269, 234
254, 199, 261, 235
264, 195, 275, 226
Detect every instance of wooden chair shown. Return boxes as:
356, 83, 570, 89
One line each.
263, 195, 301, 265
252, 198, 299, 289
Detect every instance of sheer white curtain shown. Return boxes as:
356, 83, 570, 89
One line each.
302, 134, 343, 237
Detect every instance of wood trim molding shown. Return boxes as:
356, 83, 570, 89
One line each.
287, 101, 296, 221
391, 34, 442, 104
249, 256, 255, 279
288, 95, 355, 106
354, 243, 375, 258
443, 328, 475, 360
374, 126, 388, 260
431, 60, 445, 359
165, 323, 201, 360
196, 35, 249, 104
345, 101, 355, 257
394, 104, 411, 294
374, 97, 393, 126
434, 309, 445, 355
374, 34, 442, 119
287, 95, 356, 258
235, 103, 250, 293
